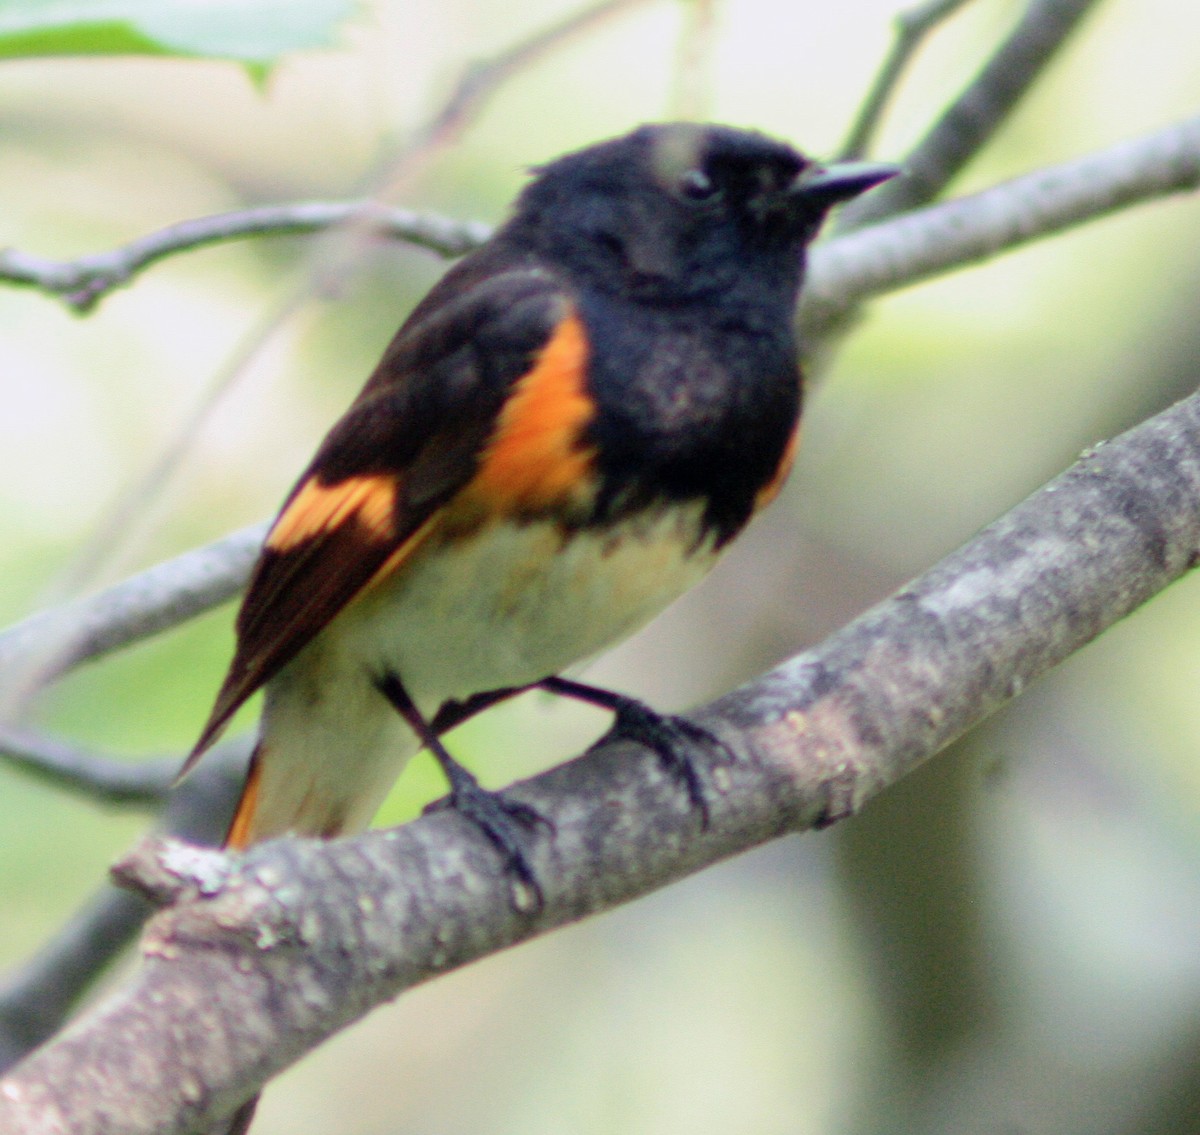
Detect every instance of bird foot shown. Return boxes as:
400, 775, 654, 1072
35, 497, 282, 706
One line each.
424, 763, 551, 912
602, 696, 724, 827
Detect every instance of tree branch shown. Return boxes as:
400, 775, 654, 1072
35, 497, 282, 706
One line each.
0, 728, 174, 807
0, 739, 250, 1074
0, 206, 490, 313
0, 2, 1105, 319
837, 0, 978, 162
0, 523, 266, 706
4, 380, 1200, 1134
5, 102, 1195, 338
801, 116, 1200, 338
837, 0, 1105, 229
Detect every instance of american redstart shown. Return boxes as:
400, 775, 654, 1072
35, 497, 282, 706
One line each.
182, 122, 896, 880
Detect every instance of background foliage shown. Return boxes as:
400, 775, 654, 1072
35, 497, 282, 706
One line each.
2, 1, 1200, 1132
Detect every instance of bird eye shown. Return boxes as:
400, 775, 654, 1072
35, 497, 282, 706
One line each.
678, 168, 721, 202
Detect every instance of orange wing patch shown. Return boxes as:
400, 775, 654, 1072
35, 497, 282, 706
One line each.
267, 473, 398, 552
465, 313, 598, 514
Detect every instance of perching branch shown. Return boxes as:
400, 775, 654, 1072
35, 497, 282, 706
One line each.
0, 891, 152, 1079
837, 0, 978, 162
838, 0, 1105, 229
0, 739, 250, 1074
4, 380, 1200, 1134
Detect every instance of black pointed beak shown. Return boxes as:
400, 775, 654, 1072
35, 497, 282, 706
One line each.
791, 161, 901, 210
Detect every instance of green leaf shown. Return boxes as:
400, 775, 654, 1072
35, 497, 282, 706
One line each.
0, 0, 360, 62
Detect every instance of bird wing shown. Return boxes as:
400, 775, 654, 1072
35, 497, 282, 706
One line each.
182, 266, 592, 772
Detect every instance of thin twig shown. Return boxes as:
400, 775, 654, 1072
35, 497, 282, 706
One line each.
381, 0, 655, 194
0, 3, 651, 313
0, 523, 267, 708
0, 728, 175, 806
0, 739, 251, 1073
801, 115, 1200, 339
837, 0, 1105, 229
837, 0, 978, 161
6, 376, 1200, 1133
0, 204, 489, 313
288, 0, 658, 322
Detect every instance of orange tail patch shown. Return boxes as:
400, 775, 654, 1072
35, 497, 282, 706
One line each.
224, 744, 264, 851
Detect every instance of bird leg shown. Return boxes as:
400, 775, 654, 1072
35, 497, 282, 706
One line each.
377, 674, 549, 906
536, 676, 723, 827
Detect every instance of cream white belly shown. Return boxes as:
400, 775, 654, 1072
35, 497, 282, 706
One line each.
341, 502, 718, 711
249, 503, 718, 843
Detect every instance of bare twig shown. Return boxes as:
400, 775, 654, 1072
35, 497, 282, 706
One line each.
9, 106, 1190, 349
0, 728, 175, 807
802, 116, 1200, 338
0, 523, 266, 708
288, 0, 657, 319
838, 0, 1105, 229
382, 0, 655, 192
5, 374, 1200, 1133
670, 0, 719, 122
1, 117, 1197, 699
0, 739, 251, 1074
837, 0, 978, 161
0, 1, 638, 318
0, 3, 651, 313
0, 204, 489, 313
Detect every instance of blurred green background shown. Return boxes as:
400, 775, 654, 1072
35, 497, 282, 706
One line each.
3, 0, 1200, 1132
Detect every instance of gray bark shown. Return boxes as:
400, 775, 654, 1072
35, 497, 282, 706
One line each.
3, 380, 1199, 1135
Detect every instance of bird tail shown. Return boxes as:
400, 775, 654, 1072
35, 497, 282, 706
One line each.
224, 744, 265, 850
222, 654, 421, 849
214, 656, 420, 1133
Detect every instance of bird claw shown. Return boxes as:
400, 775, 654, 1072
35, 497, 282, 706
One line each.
424, 773, 552, 911
602, 696, 727, 828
